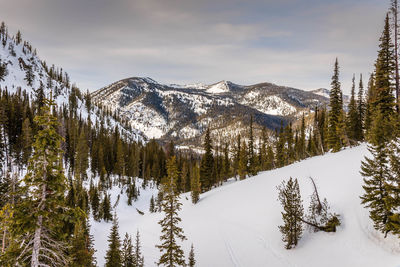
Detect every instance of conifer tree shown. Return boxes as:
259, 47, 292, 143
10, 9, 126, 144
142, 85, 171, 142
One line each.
188, 244, 196, 267
70, 219, 96, 267
327, 58, 344, 151
277, 177, 304, 249
156, 156, 187, 267
248, 115, 258, 176
238, 141, 248, 180
102, 193, 113, 222
190, 164, 201, 204
200, 128, 214, 192
368, 14, 396, 143
356, 74, 365, 141
150, 195, 156, 212
74, 129, 89, 180
9, 97, 73, 266
360, 140, 392, 237
105, 213, 122, 267
347, 75, 360, 144
133, 230, 144, 267
121, 233, 134, 267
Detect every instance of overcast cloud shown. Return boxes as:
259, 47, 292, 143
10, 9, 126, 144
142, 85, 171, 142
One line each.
0, 0, 389, 93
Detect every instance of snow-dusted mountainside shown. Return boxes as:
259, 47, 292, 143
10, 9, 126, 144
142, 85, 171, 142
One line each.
0, 32, 143, 142
92, 144, 400, 267
92, 78, 330, 144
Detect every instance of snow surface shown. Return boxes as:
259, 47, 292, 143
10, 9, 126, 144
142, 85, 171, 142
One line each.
92, 144, 400, 267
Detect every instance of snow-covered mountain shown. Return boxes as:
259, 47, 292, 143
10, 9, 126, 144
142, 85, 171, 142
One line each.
92, 144, 400, 267
0, 31, 143, 142
92, 78, 330, 145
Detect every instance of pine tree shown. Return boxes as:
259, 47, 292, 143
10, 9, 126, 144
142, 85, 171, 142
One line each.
150, 195, 156, 212
70, 219, 96, 267
9, 97, 74, 266
327, 58, 344, 151
105, 213, 122, 267
356, 74, 365, 141
248, 115, 258, 176
200, 128, 214, 192
133, 230, 144, 267
74, 128, 89, 180
299, 115, 306, 159
188, 244, 196, 267
156, 156, 187, 267
190, 164, 201, 204
121, 233, 134, 267
385, 137, 400, 237
0, 58, 7, 81
360, 140, 392, 237
347, 74, 360, 144
368, 14, 397, 143
238, 141, 248, 180
25, 64, 34, 87
102, 193, 113, 222
277, 177, 304, 249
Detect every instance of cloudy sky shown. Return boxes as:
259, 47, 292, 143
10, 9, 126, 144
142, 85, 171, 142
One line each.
0, 0, 389, 93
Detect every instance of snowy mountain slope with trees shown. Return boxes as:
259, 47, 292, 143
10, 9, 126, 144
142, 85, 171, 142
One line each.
92, 144, 400, 267
91, 77, 331, 146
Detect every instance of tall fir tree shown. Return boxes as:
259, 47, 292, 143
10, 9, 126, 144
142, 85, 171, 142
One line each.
347, 74, 360, 144
200, 128, 214, 192
156, 156, 187, 267
368, 14, 396, 143
9, 97, 75, 266
327, 58, 344, 151
190, 164, 201, 204
356, 74, 365, 141
105, 213, 122, 267
187, 244, 196, 267
121, 233, 134, 267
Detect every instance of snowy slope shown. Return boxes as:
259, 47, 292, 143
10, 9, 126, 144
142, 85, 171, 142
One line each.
0, 31, 143, 142
92, 144, 400, 267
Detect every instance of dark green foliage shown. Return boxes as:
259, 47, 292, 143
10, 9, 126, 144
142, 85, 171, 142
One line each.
133, 230, 144, 267
200, 128, 214, 192
102, 193, 113, 222
188, 244, 196, 267
105, 214, 122, 267
327, 58, 345, 151
0, 58, 7, 81
277, 177, 304, 249
150, 195, 156, 212
70, 219, 97, 267
156, 156, 187, 267
190, 164, 201, 204
248, 115, 258, 176
361, 137, 400, 238
9, 97, 78, 266
347, 75, 360, 144
238, 141, 248, 180
360, 142, 391, 235
122, 233, 134, 267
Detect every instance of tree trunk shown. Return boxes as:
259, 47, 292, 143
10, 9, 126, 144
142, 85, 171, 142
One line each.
31, 182, 47, 267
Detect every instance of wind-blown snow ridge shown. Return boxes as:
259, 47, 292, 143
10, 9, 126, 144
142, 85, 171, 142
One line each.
92, 144, 400, 267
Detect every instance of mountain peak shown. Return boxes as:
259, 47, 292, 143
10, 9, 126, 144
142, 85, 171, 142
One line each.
205, 80, 231, 94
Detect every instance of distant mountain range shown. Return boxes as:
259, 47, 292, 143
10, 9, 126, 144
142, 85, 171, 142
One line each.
92, 77, 336, 146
